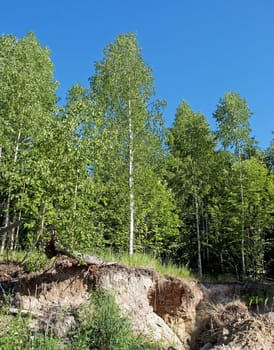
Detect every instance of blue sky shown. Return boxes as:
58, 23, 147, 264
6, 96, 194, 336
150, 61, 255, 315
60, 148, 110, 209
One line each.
1, 0, 274, 149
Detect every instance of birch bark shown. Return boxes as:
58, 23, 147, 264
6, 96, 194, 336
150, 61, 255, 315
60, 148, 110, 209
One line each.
128, 97, 134, 255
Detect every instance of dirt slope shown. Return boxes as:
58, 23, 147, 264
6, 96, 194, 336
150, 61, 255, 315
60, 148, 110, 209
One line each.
1, 257, 274, 349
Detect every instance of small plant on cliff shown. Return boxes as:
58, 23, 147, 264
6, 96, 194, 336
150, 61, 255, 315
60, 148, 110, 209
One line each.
71, 290, 156, 350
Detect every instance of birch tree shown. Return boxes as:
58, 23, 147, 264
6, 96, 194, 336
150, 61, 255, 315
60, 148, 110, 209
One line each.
90, 33, 175, 255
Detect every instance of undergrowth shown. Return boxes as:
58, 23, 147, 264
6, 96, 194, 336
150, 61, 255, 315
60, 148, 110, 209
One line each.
0, 250, 48, 272
1, 248, 193, 280
71, 290, 157, 350
0, 308, 61, 350
0, 290, 157, 350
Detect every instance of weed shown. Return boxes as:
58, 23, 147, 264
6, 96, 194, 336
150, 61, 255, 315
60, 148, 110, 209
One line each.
25, 332, 61, 350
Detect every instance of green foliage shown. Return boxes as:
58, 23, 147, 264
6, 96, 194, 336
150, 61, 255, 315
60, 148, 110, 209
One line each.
23, 249, 48, 273
0, 32, 58, 251
264, 132, 274, 170
0, 250, 48, 273
243, 283, 274, 312
0, 311, 61, 350
88, 33, 179, 255
0, 314, 29, 349
0, 291, 157, 350
71, 291, 157, 350
240, 158, 274, 278
213, 91, 252, 156
168, 101, 216, 277
0, 31, 273, 280
26, 334, 61, 350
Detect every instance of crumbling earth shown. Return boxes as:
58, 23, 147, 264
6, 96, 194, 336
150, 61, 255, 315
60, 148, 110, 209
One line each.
0, 257, 274, 349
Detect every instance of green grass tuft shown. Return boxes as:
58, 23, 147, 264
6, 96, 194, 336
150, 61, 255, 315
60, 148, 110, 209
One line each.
100, 249, 193, 280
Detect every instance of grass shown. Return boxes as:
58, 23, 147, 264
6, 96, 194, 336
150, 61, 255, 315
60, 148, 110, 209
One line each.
0, 289, 157, 350
201, 273, 239, 283
0, 247, 193, 280
0, 249, 48, 273
71, 290, 157, 350
100, 249, 193, 280
0, 250, 25, 263
0, 305, 61, 350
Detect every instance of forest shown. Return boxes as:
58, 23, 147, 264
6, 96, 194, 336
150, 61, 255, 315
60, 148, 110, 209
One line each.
0, 32, 273, 280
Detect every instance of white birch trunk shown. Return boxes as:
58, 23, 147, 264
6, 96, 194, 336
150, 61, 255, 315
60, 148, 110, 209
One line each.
1, 130, 21, 252
0, 195, 10, 253
128, 98, 134, 256
14, 130, 21, 163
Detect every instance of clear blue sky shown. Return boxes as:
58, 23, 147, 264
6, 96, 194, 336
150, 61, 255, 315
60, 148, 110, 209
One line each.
1, 0, 274, 149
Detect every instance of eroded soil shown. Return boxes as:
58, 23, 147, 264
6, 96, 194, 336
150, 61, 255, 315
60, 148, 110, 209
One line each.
0, 257, 274, 350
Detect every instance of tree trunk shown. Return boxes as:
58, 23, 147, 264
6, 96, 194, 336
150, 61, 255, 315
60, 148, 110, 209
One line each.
220, 252, 224, 273
1, 130, 22, 253
194, 191, 202, 278
129, 97, 134, 256
1, 195, 11, 253
240, 179, 246, 277
13, 209, 22, 250
71, 168, 79, 249
14, 130, 21, 163
8, 215, 16, 251
238, 146, 246, 277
